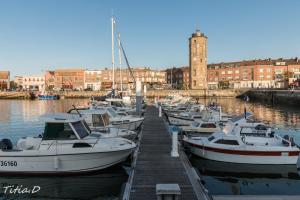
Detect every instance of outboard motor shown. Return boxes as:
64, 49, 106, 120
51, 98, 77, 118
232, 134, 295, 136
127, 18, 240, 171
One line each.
0, 139, 13, 150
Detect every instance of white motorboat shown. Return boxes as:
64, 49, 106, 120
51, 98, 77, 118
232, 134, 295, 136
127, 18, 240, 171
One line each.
0, 113, 136, 174
183, 123, 300, 165
69, 109, 138, 140
105, 98, 138, 114
168, 112, 201, 126
93, 107, 144, 131
179, 121, 221, 136
69, 107, 143, 131
167, 106, 230, 127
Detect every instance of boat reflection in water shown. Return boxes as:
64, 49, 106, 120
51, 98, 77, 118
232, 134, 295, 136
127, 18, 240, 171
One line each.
0, 166, 127, 200
190, 156, 300, 195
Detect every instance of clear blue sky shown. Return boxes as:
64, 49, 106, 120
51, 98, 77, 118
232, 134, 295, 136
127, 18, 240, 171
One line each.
0, 0, 300, 77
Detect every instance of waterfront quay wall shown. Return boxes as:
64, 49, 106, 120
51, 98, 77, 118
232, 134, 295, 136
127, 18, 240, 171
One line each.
0, 89, 247, 99
145, 89, 247, 97
245, 89, 300, 106
0, 92, 33, 99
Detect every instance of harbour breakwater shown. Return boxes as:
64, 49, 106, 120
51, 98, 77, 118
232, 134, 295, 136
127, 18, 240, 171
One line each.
243, 89, 300, 106
0, 89, 247, 99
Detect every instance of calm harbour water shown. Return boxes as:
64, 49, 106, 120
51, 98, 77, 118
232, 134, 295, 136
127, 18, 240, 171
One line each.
0, 99, 126, 200
191, 98, 300, 195
1, 98, 300, 197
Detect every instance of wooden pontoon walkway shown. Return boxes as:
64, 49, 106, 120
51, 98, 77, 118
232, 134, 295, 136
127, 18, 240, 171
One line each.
126, 106, 208, 200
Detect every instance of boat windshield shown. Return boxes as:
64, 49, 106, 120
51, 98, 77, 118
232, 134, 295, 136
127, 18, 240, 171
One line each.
102, 113, 110, 126
111, 101, 124, 108
43, 122, 77, 140
107, 108, 118, 118
92, 114, 105, 127
201, 123, 217, 128
192, 121, 200, 127
71, 121, 89, 139
82, 120, 91, 133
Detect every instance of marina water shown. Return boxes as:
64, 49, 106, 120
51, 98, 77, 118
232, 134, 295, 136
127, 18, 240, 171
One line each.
1, 98, 300, 197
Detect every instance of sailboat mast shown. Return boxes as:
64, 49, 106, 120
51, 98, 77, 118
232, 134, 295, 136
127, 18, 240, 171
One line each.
118, 32, 123, 93
111, 17, 115, 90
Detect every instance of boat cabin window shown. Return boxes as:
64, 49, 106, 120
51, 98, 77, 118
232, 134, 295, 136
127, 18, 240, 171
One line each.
192, 121, 200, 127
43, 123, 77, 140
214, 139, 239, 145
82, 120, 91, 133
255, 124, 267, 131
200, 123, 217, 128
92, 114, 105, 127
112, 106, 118, 111
111, 101, 123, 107
71, 121, 89, 139
118, 112, 128, 116
193, 116, 202, 119
207, 136, 215, 141
68, 109, 78, 114
107, 108, 117, 118
102, 113, 110, 126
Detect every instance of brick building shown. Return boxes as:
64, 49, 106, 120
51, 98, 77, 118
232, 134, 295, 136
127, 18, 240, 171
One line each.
45, 71, 55, 90
189, 29, 208, 89
207, 58, 300, 89
166, 67, 189, 89
100, 67, 166, 90
54, 69, 84, 90
0, 71, 10, 90
84, 70, 102, 90
36, 67, 167, 91
166, 58, 300, 89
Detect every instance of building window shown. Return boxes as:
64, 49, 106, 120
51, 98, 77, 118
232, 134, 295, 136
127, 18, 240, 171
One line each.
227, 71, 233, 74
193, 80, 196, 87
235, 70, 239, 74
193, 70, 196, 76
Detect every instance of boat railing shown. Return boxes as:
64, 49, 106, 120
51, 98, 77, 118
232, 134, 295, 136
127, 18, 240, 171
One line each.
47, 140, 56, 150
274, 134, 292, 147
239, 126, 271, 136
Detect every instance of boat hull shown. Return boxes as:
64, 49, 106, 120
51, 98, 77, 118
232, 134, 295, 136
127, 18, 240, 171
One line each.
168, 116, 193, 126
111, 119, 143, 131
183, 140, 299, 165
38, 95, 60, 100
0, 149, 133, 174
